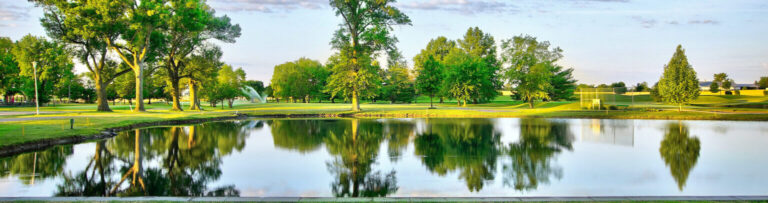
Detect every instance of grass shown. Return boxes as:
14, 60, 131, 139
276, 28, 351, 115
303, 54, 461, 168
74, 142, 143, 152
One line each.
2, 94, 768, 148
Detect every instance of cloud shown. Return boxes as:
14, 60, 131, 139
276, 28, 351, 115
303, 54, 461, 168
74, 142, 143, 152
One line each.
631, 16, 656, 28
688, 19, 719, 25
209, 0, 326, 12
396, 0, 517, 15
0, 2, 30, 23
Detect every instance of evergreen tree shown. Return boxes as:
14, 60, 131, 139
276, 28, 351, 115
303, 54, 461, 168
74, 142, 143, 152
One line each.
657, 45, 700, 111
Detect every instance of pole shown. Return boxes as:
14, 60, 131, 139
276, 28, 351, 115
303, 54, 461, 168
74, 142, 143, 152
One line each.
32, 62, 39, 115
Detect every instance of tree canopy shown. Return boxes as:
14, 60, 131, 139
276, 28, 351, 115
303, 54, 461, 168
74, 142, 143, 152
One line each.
327, 0, 411, 112
657, 45, 700, 111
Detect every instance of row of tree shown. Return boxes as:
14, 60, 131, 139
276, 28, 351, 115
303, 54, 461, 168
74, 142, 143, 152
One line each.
0, 0, 255, 111
270, 27, 578, 109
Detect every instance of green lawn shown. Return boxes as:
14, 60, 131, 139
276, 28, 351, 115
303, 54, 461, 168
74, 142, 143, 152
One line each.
2, 94, 768, 148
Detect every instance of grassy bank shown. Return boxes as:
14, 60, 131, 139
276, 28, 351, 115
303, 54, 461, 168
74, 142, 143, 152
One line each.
2, 95, 768, 149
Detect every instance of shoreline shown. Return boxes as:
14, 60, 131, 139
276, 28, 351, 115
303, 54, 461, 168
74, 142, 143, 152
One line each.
1, 196, 767, 202
2, 110, 768, 157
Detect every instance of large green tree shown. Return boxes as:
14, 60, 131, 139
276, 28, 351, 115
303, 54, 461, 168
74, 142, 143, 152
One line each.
500, 35, 575, 108
216, 65, 245, 108
413, 36, 456, 105
441, 48, 490, 106
34, 0, 131, 111
271, 58, 326, 103
415, 55, 442, 108
158, 0, 240, 111
326, 0, 411, 112
11, 35, 74, 104
457, 27, 500, 103
104, 0, 169, 112
187, 44, 223, 110
657, 45, 700, 111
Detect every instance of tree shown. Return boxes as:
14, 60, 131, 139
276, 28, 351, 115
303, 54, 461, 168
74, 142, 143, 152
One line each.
34, 0, 132, 111
457, 27, 501, 103
158, 0, 240, 111
712, 73, 732, 93
709, 81, 719, 93
104, 0, 169, 112
501, 35, 569, 108
380, 61, 415, 104
327, 0, 411, 112
548, 65, 577, 101
187, 44, 223, 110
610, 82, 627, 94
413, 36, 457, 104
415, 55, 442, 108
271, 58, 325, 103
657, 45, 700, 111
217, 65, 245, 108
0, 37, 22, 104
442, 48, 491, 106
755, 77, 768, 89
12, 35, 74, 105
634, 82, 650, 92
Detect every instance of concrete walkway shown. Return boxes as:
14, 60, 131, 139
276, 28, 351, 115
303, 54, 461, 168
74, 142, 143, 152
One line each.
1, 196, 766, 202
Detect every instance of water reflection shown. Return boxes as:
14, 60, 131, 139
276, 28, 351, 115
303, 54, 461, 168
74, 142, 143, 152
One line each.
414, 118, 501, 192
51, 121, 255, 197
502, 119, 573, 191
1, 118, 743, 197
269, 119, 400, 197
580, 119, 634, 146
659, 122, 701, 191
0, 145, 73, 185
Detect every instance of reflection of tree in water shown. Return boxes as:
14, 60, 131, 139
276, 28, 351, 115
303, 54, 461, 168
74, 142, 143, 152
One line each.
267, 119, 402, 197
53, 121, 253, 197
414, 118, 501, 192
325, 119, 397, 197
0, 145, 73, 185
269, 119, 337, 153
56, 141, 115, 196
659, 122, 700, 191
503, 118, 573, 191
382, 119, 415, 162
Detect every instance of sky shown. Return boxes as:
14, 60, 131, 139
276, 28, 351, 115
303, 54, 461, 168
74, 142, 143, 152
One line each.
1, 0, 767, 86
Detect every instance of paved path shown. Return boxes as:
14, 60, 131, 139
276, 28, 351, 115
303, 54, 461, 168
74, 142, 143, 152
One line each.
0, 115, 90, 122
0, 196, 766, 202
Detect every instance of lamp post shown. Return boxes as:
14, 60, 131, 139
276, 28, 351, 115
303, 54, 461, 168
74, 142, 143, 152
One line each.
32, 61, 39, 115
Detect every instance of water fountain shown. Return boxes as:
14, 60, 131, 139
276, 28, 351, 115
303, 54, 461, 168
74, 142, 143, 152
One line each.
241, 86, 267, 103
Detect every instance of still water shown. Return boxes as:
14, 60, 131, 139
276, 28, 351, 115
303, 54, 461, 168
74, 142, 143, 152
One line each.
1, 118, 767, 197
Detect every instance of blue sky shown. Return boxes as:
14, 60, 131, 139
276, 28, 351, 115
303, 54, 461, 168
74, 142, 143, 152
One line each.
1, 0, 767, 85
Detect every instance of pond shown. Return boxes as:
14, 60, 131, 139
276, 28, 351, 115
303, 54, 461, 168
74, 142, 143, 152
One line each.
1, 118, 767, 197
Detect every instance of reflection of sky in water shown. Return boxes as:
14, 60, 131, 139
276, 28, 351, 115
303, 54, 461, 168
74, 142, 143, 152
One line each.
1, 118, 767, 197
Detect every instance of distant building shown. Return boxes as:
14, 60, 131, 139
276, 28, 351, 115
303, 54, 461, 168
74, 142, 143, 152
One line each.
699, 81, 759, 91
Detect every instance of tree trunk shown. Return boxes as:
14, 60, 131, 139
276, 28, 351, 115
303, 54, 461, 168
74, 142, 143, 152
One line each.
529, 100, 535, 109
95, 80, 112, 112
188, 80, 201, 111
439, 98, 444, 103
429, 96, 433, 108
133, 66, 145, 112
228, 99, 233, 108
352, 88, 361, 112
679, 104, 682, 112
169, 77, 182, 111
331, 98, 335, 103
